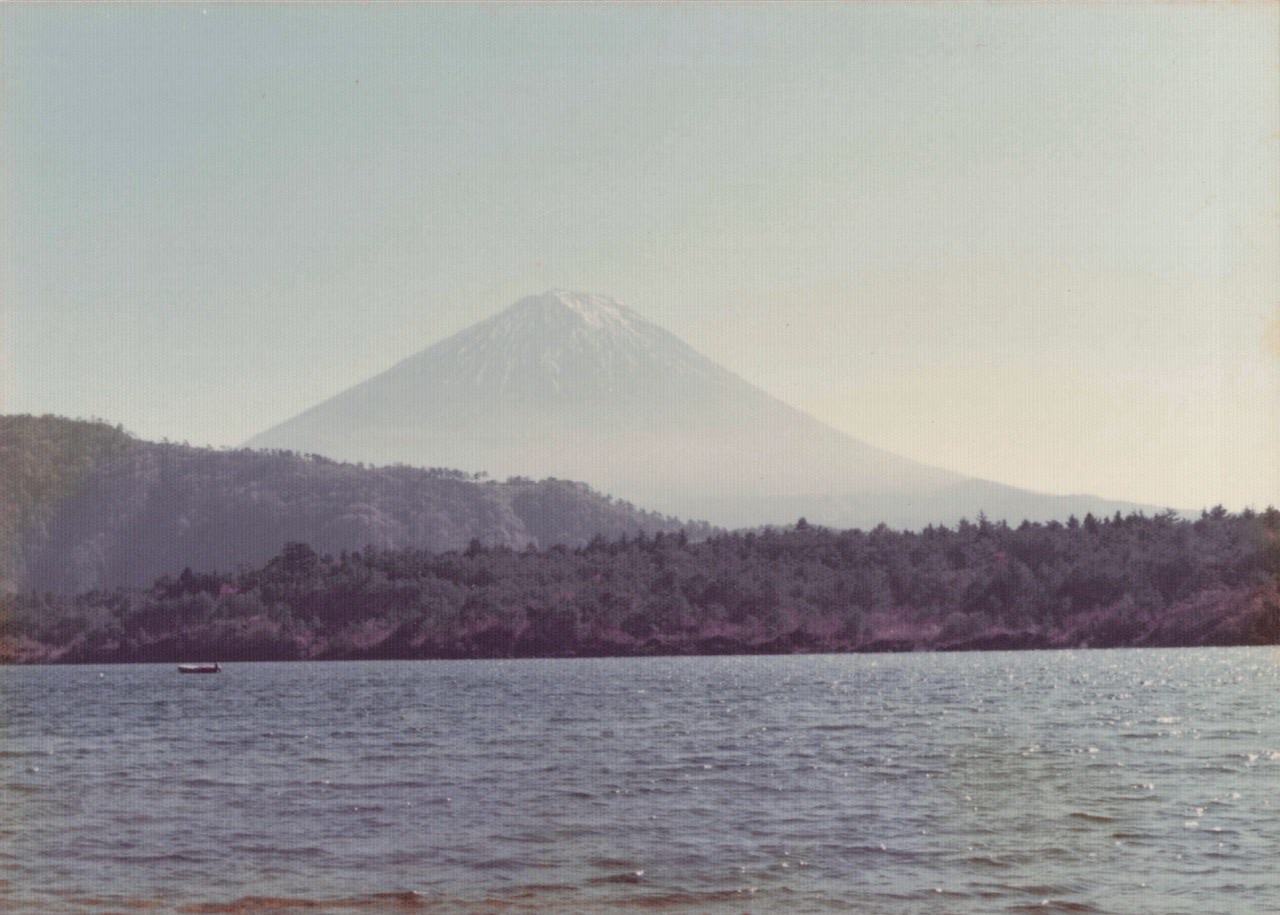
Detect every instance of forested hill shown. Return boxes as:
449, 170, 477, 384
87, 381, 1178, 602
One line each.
4, 508, 1276, 663
0, 415, 712, 594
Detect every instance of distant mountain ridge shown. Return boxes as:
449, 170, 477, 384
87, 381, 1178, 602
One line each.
0, 414, 709, 593
249, 290, 1164, 528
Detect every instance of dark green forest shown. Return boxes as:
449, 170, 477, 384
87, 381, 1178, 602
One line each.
4, 507, 1277, 663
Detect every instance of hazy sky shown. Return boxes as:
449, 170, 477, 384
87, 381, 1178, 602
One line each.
3, 3, 1277, 512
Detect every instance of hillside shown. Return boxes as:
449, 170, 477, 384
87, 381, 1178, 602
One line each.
0, 415, 135, 590
0, 415, 711, 593
248, 291, 1163, 530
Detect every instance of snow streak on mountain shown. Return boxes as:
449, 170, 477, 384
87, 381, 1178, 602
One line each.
248, 291, 1154, 528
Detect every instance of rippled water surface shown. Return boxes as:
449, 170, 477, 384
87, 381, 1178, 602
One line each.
2, 649, 1278, 913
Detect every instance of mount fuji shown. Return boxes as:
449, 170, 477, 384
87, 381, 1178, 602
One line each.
247, 291, 1156, 529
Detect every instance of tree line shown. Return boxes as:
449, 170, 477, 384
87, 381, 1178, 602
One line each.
3, 506, 1277, 663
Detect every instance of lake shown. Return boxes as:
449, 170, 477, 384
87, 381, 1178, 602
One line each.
2, 648, 1277, 913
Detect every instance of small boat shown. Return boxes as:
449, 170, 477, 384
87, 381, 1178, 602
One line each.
177, 663, 221, 674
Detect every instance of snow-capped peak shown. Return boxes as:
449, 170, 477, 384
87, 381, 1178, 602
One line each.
550, 290, 629, 328
517, 290, 639, 332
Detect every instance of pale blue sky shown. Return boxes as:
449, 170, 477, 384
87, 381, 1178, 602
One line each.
3, 3, 1276, 511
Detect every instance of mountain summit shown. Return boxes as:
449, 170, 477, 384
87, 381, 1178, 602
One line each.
248, 291, 1153, 528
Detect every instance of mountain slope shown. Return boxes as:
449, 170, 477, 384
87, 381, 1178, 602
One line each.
1, 415, 709, 593
248, 291, 1160, 528
0, 414, 135, 589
